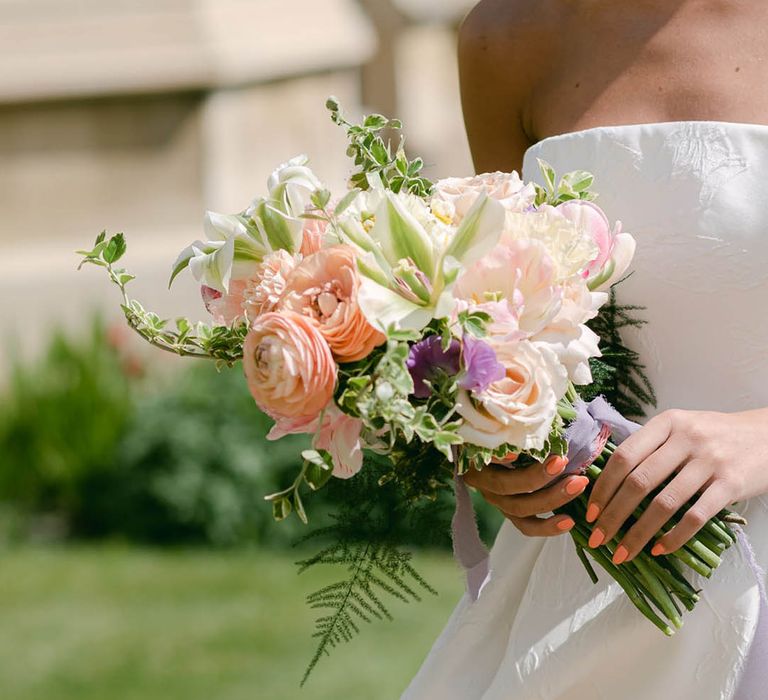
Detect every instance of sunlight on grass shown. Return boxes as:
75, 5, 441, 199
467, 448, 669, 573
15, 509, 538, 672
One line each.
0, 546, 463, 700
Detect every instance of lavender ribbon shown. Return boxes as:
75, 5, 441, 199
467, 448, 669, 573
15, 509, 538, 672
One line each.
451, 397, 768, 695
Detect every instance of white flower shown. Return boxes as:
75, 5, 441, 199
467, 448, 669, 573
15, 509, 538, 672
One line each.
457, 340, 568, 451
346, 184, 505, 331
172, 211, 264, 293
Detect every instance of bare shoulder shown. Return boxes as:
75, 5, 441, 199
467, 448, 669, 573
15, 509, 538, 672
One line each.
457, 0, 565, 173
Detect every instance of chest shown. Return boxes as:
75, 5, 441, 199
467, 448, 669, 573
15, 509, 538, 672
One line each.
526, 3, 768, 141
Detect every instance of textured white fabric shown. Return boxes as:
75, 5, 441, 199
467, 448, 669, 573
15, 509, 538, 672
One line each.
403, 121, 768, 700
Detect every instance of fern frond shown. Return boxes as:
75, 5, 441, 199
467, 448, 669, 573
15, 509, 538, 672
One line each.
585, 281, 657, 418
299, 541, 434, 685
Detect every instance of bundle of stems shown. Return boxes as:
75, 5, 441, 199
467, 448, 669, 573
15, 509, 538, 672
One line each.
555, 441, 741, 635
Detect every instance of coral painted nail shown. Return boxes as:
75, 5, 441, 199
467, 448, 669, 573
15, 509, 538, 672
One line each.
557, 517, 575, 531
613, 545, 629, 565
565, 476, 589, 496
586, 503, 600, 523
651, 543, 666, 556
589, 528, 605, 548
546, 456, 569, 475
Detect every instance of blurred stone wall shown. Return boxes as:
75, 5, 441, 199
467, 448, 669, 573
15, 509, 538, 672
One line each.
0, 0, 475, 369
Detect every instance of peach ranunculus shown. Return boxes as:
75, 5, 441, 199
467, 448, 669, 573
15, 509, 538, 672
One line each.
456, 340, 568, 451
267, 404, 364, 479
432, 171, 536, 225
453, 237, 562, 339
243, 310, 336, 420
202, 250, 298, 325
280, 244, 385, 363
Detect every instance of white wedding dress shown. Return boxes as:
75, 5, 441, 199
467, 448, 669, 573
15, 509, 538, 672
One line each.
404, 121, 768, 700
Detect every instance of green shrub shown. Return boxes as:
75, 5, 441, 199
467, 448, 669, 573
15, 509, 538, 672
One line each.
0, 319, 132, 535
106, 362, 312, 546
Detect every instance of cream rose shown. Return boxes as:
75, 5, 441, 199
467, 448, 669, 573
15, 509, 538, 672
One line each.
243, 311, 336, 420
433, 171, 536, 224
457, 340, 568, 450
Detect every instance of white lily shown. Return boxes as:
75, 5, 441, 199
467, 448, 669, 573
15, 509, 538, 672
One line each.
353, 187, 505, 331
171, 211, 264, 292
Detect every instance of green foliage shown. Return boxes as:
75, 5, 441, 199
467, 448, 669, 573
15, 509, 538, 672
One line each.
78, 232, 247, 366
296, 458, 451, 683
326, 97, 433, 196
0, 319, 133, 527
534, 158, 598, 205
584, 282, 657, 418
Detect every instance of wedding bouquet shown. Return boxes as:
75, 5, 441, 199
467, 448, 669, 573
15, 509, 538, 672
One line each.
78, 98, 744, 681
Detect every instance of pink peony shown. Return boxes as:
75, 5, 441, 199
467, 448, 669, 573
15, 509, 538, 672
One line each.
280, 245, 385, 363
453, 237, 562, 339
243, 311, 336, 420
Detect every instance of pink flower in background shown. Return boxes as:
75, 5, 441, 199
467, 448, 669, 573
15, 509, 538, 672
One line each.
243, 311, 336, 420
433, 171, 536, 224
281, 244, 385, 362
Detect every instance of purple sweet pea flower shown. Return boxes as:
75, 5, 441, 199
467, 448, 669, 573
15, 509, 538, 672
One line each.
459, 335, 506, 393
407, 334, 506, 398
407, 336, 461, 398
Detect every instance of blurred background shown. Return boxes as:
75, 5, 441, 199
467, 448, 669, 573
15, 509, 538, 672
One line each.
0, 1, 505, 698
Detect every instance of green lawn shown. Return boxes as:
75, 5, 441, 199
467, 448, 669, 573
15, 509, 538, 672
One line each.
0, 546, 462, 700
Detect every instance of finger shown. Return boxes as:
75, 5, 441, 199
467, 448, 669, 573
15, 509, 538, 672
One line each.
507, 512, 575, 537
587, 412, 674, 523
652, 480, 734, 555
464, 455, 568, 496
589, 438, 689, 548
613, 459, 711, 563
482, 474, 589, 518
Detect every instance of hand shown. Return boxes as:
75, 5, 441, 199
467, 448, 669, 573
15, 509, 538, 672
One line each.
586, 407, 768, 564
464, 455, 589, 537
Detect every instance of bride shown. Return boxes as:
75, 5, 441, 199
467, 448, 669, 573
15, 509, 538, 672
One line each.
404, 1, 768, 698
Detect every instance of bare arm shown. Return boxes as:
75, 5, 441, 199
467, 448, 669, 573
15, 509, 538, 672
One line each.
458, 0, 559, 174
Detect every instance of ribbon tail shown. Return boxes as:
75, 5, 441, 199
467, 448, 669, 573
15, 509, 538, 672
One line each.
452, 474, 490, 601
734, 526, 768, 700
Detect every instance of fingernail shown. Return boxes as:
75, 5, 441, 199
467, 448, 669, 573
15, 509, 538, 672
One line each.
586, 503, 600, 523
565, 476, 589, 496
589, 528, 604, 548
545, 456, 569, 475
651, 543, 666, 556
556, 517, 575, 531
612, 545, 629, 565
